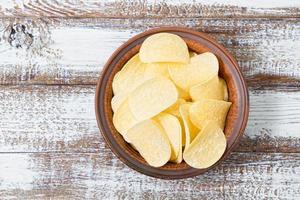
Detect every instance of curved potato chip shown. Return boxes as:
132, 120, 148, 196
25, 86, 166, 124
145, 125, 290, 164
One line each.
179, 104, 199, 149
190, 76, 227, 101
128, 77, 178, 121
126, 119, 171, 167
112, 54, 151, 96
168, 52, 219, 91
140, 33, 189, 64
145, 63, 170, 78
183, 121, 226, 169
177, 86, 190, 100
112, 100, 139, 139
178, 117, 186, 147
154, 113, 181, 162
111, 93, 128, 112
189, 99, 232, 130
165, 98, 186, 117
174, 135, 183, 163
112, 71, 122, 94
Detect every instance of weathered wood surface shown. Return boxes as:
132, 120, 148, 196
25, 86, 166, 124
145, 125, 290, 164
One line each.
0, 0, 299, 18
0, 0, 299, 198
0, 152, 299, 199
0, 85, 299, 153
0, 18, 299, 87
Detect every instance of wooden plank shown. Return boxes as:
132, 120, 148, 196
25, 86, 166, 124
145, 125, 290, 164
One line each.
0, 152, 298, 199
0, 0, 299, 18
0, 85, 100, 153
0, 85, 299, 153
0, 18, 299, 87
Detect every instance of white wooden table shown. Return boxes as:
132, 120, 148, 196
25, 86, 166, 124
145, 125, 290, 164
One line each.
0, 1, 299, 199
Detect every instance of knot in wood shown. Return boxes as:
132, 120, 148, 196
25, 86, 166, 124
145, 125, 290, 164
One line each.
7, 23, 33, 49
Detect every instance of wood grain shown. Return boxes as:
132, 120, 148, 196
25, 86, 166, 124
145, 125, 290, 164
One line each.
0, 152, 299, 199
0, 18, 299, 87
0, 0, 298, 196
0, 85, 299, 153
0, 0, 299, 18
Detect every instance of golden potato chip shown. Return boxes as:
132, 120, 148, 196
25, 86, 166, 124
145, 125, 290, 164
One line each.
112, 54, 151, 96
178, 117, 186, 147
168, 52, 219, 91
145, 62, 170, 78
154, 113, 181, 162
111, 93, 127, 112
165, 98, 186, 117
173, 148, 183, 164
126, 119, 171, 167
177, 86, 190, 100
183, 121, 226, 169
128, 77, 178, 121
174, 142, 183, 163
189, 99, 232, 130
179, 104, 199, 149
190, 76, 228, 101
112, 71, 122, 94
112, 100, 139, 139
140, 33, 189, 64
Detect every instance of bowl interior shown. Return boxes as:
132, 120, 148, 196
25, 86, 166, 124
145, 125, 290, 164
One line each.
96, 28, 248, 179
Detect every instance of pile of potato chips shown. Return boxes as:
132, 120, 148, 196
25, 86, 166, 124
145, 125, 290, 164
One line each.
112, 33, 231, 169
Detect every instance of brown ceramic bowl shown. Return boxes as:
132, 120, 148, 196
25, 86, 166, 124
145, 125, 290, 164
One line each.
95, 27, 249, 179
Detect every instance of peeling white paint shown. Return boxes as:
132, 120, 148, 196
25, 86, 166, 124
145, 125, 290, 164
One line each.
0, 153, 298, 199
0, 86, 99, 152
0, 154, 36, 190
0, 86, 299, 153
0, 19, 299, 84
247, 90, 300, 138
164, 0, 300, 8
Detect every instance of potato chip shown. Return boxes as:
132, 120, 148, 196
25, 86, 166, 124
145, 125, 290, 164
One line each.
149, 65, 190, 100
179, 104, 199, 149
190, 76, 228, 101
111, 33, 232, 168
126, 119, 171, 167
140, 33, 189, 64
165, 98, 186, 117
178, 117, 186, 147
128, 77, 178, 121
111, 93, 127, 112
177, 86, 190, 100
145, 62, 170, 78
112, 54, 151, 96
183, 121, 226, 169
174, 142, 183, 163
154, 113, 181, 162
189, 99, 232, 130
168, 52, 219, 91
112, 100, 139, 139
112, 71, 122, 93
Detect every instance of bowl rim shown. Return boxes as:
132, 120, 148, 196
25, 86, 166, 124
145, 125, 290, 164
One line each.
95, 27, 249, 179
